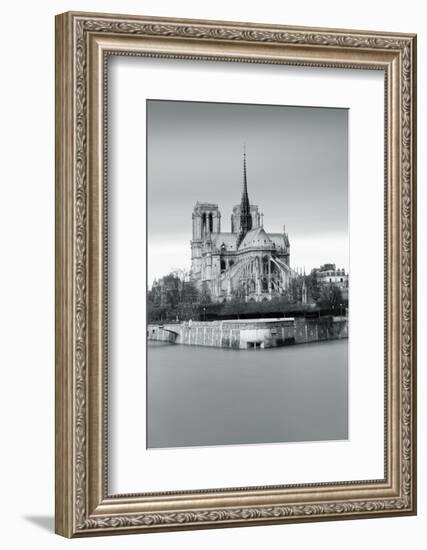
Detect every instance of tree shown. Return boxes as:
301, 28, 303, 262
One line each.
199, 282, 212, 305
176, 280, 200, 321
159, 273, 180, 308
306, 273, 321, 302
284, 278, 300, 303
317, 284, 343, 311
229, 284, 246, 304
180, 280, 199, 304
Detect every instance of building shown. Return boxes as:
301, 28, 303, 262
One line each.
312, 263, 349, 289
190, 151, 295, 302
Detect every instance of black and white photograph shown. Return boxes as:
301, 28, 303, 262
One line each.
147, 100, 349, 449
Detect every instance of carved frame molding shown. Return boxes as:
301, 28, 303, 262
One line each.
55, 11, 416, 537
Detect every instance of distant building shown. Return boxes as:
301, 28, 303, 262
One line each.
190, 151, 295, 302
312, 263, 349, 289
151, 275, 183, 306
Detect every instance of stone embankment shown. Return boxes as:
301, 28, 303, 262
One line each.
148, 317, 348, 350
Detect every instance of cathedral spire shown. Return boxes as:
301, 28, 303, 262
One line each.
242, 144, 248, 198
238, 145, 252, 246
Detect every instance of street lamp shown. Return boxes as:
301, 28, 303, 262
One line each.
203, 307, 206, 321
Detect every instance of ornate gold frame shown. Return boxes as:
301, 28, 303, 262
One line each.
55, 11, 417, 538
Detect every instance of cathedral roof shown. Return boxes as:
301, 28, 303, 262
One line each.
238, 227, 274, 250
211, 232, 239, 251
268, 233, 287, 250
210, 229, 287, 253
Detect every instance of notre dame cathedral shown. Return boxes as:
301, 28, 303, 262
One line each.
190, 151, 298, 303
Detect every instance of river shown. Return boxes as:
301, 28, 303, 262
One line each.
147, 339, 348, 449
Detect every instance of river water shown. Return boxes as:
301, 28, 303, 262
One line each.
147, 340, 348, 449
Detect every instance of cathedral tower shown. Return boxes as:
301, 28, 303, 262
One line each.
190, 202, 221, 279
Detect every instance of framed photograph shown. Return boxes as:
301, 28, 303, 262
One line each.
55, 11, 417, 537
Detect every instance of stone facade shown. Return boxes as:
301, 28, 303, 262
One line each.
190, 152, 294, 302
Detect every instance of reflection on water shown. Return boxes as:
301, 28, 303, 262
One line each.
147, 340, 348, 449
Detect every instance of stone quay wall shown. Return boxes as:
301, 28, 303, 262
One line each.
148, 317, 348, 350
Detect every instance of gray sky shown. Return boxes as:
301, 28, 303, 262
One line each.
147, 100, 348, 285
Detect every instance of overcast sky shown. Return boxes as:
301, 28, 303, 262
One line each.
147, 100, 348, 285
